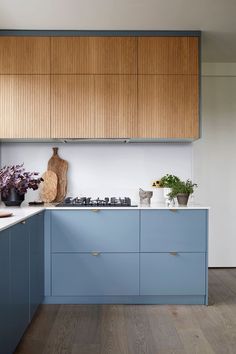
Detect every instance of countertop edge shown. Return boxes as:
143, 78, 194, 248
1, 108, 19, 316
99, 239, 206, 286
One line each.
0, 204, 210, 232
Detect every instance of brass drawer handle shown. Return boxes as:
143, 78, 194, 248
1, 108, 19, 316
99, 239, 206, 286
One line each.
21, 220, 26, 225
91, 252, 101, 256
91, 209, 100, 212
169, 209, 177, 212
170, 252, 178, 256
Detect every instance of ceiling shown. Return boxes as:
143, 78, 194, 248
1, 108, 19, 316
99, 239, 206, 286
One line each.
1, 0, 236, 62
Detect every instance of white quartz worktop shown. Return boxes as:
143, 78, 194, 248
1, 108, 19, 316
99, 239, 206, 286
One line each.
0, 203, 209, 232
0, 206, 44, 232
46, 203, 210, 210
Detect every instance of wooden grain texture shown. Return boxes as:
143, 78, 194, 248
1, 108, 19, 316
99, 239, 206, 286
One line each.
14, 269, 236, 354
47, 147, 68, 202
94, 75, 137, 138
0, 37, 50, 74
51, 37, 137, 74
138, 75, 199, 139
51, 75, 94, 138
39, 171, 58, 203
138, 37, 199, 75
0, 75, 50, 138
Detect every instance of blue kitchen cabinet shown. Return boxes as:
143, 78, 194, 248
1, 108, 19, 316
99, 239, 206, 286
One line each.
0, 212, 45, 354
10, 220, 30, 352
140, 253, 206, 295
140, 209, 208, 304
52, 253, 139, 296
45, 209, 208, 304
141, 210, 207, 252
29, 212, 44, 320
0, 229, 11, 354
51, 210, 139, 252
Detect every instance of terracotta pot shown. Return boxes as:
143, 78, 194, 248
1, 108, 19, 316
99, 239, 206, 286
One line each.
1, 188, 25, 206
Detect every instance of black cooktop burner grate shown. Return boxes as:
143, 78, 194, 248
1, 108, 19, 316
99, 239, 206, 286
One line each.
56, 196, 137, 207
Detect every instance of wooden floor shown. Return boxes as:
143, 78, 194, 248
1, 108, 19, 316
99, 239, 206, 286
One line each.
15, 269, 236, 354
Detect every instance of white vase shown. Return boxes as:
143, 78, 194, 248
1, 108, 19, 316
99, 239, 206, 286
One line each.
163, 187, 172, 205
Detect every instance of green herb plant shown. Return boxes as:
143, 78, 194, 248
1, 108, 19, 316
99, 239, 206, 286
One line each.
159, 174, 180, 188
168, 179, 197, 199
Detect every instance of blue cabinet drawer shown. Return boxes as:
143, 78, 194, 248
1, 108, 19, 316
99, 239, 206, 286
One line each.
140, 253, 206, 295
141, 210, 207, 252
52, 253, 139, 296
51, 210, 139, 252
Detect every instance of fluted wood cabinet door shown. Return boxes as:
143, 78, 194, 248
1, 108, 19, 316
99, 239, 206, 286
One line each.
51, 75, 95, 138
138, 37, 198, 74
51, 37, 137, 74
0, 75, 50, 138
138, 75, 199, 139
94, 75, 137, 138
0, 37, 50, 74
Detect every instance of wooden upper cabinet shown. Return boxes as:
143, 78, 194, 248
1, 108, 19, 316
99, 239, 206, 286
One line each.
0, 37, 50, 74
51, 74, 137, 139
138, 75, 199, 139
138, 37, 199, 75
51, 37, 137, 74
0, 75, 50, 138
51, 75, 95, 138
94, 75, 137, 138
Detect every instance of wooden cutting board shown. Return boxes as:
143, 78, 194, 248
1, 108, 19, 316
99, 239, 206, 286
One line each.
0, 211, 13, 218
39, 170, 58, 203
47, 147, 68, 202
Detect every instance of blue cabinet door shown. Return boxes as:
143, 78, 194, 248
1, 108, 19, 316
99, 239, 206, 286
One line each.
0, 230, 11, 354
141, 210, 207, 252
10, 221, 30, 352
29, 213, 44, 320
52, 253, 139, 296
51, 210, 139, 252
140, 253, 206, 295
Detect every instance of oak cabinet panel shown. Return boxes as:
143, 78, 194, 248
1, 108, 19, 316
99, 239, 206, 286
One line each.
51, 75, 95, 138
51, 74, 137, 139
94, 75, 137, 138
0, 75, 50, 139
51, 36, 137, 74
0, 37, 50, 74
0, 34, 200, 140
138, 37, 198, 74
138, 75, 199, 139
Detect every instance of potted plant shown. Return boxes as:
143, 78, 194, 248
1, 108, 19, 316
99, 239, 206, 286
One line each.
0, 164, 43, 206
168, 179, 197, 206
158, 174, 180, 203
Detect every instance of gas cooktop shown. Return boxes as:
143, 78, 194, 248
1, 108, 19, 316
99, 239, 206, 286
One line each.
56, 197, 137, 207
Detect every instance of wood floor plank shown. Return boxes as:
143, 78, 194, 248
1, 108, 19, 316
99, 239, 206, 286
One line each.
124, 305, 157, 354
146, 305, 185, 353
14, 269, 236, 354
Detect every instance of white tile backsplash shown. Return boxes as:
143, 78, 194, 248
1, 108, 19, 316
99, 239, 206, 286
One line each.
0, 142, 193, 203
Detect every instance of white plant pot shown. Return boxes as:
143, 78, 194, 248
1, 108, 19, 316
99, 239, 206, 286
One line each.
163, 187, 171, 204
163, 187, 172, 201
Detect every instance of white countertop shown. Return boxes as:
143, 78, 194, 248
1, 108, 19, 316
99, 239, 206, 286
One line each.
0, 206, 44, 232
0, 203, 209, 232
46, 203, 210, 210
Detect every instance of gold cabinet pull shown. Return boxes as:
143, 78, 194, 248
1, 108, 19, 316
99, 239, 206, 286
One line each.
91, 252, 101, 256
91, 209, 100, 212
169, 209, 177, 212
21, 220, 26, 225
170, 252, 178, 256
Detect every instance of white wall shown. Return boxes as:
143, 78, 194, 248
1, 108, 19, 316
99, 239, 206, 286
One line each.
1, 142, 193, 204
193, 63, 236, 267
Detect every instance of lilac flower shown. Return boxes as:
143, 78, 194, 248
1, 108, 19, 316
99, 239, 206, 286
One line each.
0, 164, 43, 198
